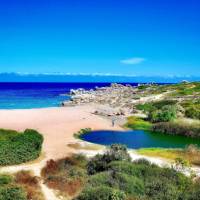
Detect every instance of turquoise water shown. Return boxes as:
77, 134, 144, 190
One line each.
0, 82, 118, 109
81, 130, 200, 149
0, 82, 165, 109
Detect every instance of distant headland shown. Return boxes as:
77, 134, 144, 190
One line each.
0, 72, 199, 83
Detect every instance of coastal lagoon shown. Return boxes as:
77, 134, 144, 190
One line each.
81, 130, 200, 149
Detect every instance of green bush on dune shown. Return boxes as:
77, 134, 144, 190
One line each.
0, 174, 27, 200
41, 144, 200, 200
0, 186, 27, 200
72, 144, 199, 200
76, 186, 126, 200
0, 129, 43, 166
87, 144, 131, 175
148, 105, 177, 123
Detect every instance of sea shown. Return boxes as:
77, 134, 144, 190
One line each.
0, 82, 139, 109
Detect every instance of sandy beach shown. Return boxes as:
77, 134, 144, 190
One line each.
1, 105, 200, 200
0, 105, 122, 161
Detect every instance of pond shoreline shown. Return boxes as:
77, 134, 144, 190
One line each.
80, 129, 200, 149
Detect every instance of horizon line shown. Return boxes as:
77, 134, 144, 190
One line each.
0, 72, 199, 78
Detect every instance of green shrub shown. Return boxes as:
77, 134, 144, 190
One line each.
152, 100, 177, 109
108, 161, 143, 177
0, 186, 27, 200
138, 85, 150, 90
124, 117, 152, 131
88, 171, 110, 187
136, 100, 177, 113
85, 158, 192, 200
74, 128, 92, 139
44, 149, 200, 200
0, 175, 13, 185
87, 144, 131, 175
148, 105, 177, 123
136, 103, 155, 113
0, 129, 20, 141
87, 154, 108, 175
145, 179, 180, 200
111, 172, 144, 196
0, 174, 27, 200
88, 171, 144, 196
0, 129, 43, 166
185, 106, 200, 120
152, 121, 200, 138
182, 182, 200, 200
75, 186, 126, 200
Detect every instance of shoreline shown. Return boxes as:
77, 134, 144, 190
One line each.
0, 105, 123, 161
0, 104, 124, 200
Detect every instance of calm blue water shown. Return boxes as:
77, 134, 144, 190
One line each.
81, 130, 200, 149
0, 82, 138, 109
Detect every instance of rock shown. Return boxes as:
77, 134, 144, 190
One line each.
62, 83, 143, 114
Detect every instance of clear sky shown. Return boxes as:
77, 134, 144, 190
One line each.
0, 0, 199, 76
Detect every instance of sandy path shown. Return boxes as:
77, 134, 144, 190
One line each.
0, 163, 60, 200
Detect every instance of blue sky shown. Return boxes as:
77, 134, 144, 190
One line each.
0, 0, 199, 76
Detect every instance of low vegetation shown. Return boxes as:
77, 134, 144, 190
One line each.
130, 84, 200, 138
138, 144, 200, 166
145, 82, 200, 97
185, 106, 200, 120
41, 154, 88, 198
74, 128, 92, 139
87, 144, 131, 175
42, 144, 200, 200
0, 129, 43, 166
0, 171, 44, 200
15, 171, 44, 200
136, 100, 180, 123
0, 174, 26, 200
124, 116, 152, 131
133, 81, 199, 121
182, 100, 200, 120
136, 100, 178, 113
152, 121, 200, 138
148, 105, 177, 123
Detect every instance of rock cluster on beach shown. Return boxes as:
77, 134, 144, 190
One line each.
62, 83, 156, 115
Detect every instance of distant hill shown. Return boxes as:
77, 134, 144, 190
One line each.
0, 73, 199, 83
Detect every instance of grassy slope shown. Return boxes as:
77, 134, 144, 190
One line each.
127, 82, 200, 165
124, 116, 152, 131
41, 147, 200, 200
137, 145, 200, 166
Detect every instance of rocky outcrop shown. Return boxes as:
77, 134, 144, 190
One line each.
62, 83, 163, 115
62, 84, 141, 114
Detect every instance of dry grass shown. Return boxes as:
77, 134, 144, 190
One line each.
15, 170, 45, 200
68, 142, 104, 151
41, 154, 88, 199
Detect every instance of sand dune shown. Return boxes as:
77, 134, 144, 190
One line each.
0, 105, 122, 160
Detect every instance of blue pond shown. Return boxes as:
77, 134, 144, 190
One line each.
81, 130, 200, 149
